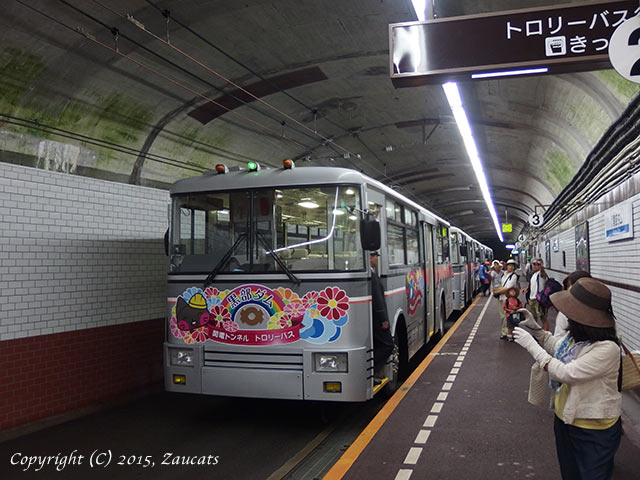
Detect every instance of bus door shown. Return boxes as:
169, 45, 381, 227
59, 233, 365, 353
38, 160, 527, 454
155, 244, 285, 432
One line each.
423, 222, 435, 342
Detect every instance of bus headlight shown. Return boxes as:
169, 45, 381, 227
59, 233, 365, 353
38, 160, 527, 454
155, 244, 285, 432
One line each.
169, 348, 194, 366
313, 353, 348, 373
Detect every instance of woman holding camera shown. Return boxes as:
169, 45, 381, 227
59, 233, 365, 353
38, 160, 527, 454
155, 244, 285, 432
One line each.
514, 277, 622, 479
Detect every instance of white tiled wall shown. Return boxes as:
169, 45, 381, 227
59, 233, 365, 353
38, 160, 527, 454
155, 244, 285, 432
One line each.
549, 228, 576, 272
546, 195, 640, 352
0, 163, 169, 340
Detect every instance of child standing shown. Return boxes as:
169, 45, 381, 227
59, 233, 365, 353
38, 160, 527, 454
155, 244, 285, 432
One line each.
503, 287, 523, 341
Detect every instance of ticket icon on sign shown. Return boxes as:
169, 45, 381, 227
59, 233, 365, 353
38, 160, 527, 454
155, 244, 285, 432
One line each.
545, 36, 566, 56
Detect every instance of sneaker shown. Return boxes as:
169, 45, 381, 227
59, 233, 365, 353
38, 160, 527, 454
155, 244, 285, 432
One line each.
508, 335, 515, 342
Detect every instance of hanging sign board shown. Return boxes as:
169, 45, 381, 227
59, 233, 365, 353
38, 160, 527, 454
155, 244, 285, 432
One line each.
608, 13, 640, 83
390, 0, 638, 86
528, 212, 544, 228
604, 202, 634, 242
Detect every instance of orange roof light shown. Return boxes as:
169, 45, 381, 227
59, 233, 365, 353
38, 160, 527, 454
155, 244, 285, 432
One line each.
282, 159, 295, 169
215, 164, 228, 174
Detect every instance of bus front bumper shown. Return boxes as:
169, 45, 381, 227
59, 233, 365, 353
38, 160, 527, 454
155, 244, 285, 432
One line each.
164, 343, 372, 401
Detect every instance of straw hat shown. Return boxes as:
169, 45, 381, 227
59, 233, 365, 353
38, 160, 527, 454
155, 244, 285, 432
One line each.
550, 277, 615, 328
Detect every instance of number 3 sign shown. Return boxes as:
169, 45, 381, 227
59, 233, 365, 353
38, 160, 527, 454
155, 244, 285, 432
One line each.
609, 14, 640, 84
528, 213, 544, 228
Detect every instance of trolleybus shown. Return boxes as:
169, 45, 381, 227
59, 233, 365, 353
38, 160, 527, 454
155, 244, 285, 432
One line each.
164, 162, 454, 401
450, 227, 492, 311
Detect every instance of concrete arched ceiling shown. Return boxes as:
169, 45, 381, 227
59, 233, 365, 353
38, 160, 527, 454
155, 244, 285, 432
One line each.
1, 0, 639, 246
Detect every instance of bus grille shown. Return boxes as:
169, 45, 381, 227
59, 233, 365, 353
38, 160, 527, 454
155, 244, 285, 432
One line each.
203, 350, 303, 371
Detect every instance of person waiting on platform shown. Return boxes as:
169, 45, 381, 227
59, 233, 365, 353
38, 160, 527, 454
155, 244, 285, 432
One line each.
522, 258, 549, 330
554, 270, 592, 338
370, 251, 394, 385
492, 259, 519, 340
478, 260, 491, 296
514, 278, 622, 480
503, 287, 523, 341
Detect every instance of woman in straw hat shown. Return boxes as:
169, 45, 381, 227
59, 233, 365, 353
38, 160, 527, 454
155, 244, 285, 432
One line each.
513, 277, 622, 480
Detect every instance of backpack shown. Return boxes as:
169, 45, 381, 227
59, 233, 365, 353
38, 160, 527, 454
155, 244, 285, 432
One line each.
536, 277, 563, 309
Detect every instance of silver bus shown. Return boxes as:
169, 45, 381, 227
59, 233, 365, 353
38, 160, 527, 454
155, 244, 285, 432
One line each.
450, 227, 493, 311
164, 163, 453, 401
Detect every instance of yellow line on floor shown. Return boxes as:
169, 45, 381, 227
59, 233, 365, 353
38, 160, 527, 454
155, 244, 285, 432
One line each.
322, 295, 483, 480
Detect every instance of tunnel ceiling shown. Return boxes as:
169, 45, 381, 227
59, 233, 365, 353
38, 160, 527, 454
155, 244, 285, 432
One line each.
1, 0, 639, 244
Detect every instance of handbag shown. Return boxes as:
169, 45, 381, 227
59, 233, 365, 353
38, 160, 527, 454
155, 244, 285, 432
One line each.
528, 361, 549, 407
620, 342, 640, 391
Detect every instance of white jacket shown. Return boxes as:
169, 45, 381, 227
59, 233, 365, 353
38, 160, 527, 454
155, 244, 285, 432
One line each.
537, 331, 621, 424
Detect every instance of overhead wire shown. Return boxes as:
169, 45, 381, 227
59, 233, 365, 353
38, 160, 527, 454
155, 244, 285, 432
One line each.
142, 0, 357, 137
14, 0, 434, 210
91, 0, 361, 158
19, 0, 315, 153
58, 0, 324, 146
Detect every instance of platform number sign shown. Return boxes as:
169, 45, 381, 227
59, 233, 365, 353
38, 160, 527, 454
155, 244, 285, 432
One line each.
609, 14, 640, 84
528, 212, 544, 228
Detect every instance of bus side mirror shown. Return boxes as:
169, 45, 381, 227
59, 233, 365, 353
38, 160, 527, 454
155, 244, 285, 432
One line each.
460, 245, 468, 257
164, 230, 169, 256
360, 219, 381, 251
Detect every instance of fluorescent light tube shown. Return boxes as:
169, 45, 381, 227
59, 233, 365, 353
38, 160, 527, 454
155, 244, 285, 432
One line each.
442, 82, 504, 242
471, 67, 549, 79
410, 0, 428, 21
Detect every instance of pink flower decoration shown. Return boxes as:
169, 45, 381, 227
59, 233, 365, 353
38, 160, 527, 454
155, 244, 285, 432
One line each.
316, 287, 349, 320
223, 320, 239, 332
302, 291, 320, 305
284, 302, 307, 319
169, 316, 187, 339
211, 305, 231, 324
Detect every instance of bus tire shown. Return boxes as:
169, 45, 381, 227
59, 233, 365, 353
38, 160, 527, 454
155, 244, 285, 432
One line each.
433, 300, 446, 342
393, 319, 409, 385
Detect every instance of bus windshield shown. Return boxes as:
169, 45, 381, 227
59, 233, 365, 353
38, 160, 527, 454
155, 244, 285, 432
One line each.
169, 185, 364, 274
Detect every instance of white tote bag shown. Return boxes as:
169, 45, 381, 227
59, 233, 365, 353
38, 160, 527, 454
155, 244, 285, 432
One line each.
528, 361, 549, 407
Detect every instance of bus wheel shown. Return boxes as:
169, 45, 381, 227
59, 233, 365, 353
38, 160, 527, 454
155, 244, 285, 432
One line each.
385, 339, 401, 394
386, 323, 408, 394
433, 302, 445, 342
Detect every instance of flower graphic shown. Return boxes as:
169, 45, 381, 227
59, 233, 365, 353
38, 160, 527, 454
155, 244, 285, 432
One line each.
190, 327, 209, 343
211, 305, 231, 325
317, 287, 349, 320
275, 287, 302, 305
268, 312, 291, 330
182, 324, 213, 344
169, 314, 187, 339
302, 290, 320, 305
204, 287, 228, 307
308, 307, 320, 319
222, 320, 239, 332
284, 301, 307, 319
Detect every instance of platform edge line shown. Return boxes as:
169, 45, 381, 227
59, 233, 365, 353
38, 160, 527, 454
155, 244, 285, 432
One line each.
322, 295, 484, 480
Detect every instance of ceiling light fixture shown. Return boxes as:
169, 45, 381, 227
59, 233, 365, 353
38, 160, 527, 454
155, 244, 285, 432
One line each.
471, 67, 549, 79
441, 82, 504, 242
298, 200, 319, 209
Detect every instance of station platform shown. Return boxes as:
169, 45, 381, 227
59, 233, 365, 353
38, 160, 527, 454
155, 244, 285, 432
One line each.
324, 296, 640, 480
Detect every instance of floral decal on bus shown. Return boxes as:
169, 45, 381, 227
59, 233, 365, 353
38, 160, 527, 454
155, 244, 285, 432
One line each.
406, 269, 425, 315
169, 285, 350, 346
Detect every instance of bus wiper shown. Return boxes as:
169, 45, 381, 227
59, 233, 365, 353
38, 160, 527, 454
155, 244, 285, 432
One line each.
256, 232, 301, 285
203, 233, 247, 288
